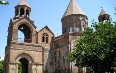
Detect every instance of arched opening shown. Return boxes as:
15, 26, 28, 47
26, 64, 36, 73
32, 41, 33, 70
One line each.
18, 30, 24, 42
20, 8, 24, 16
18, 58, 29, 73
42, 33, 48, 43
26, 9, 29, 17
15, 8, 18, 16
102, 17, 106, 21
74, 24, 80, 32
18, 24, 31, 43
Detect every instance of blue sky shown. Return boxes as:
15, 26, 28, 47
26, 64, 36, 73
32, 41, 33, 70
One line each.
0, 0, 116, 58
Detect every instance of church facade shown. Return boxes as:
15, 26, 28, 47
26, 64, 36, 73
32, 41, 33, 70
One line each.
4, 0, 109, 73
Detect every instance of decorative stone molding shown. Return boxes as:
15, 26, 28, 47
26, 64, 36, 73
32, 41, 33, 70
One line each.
9, 64, 16, 73
9, 42, 43, 51
15, 53, 34, 63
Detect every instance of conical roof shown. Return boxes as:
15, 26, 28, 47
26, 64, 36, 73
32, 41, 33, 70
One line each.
17, 0, 30, 7
99, 8, 108, 16
62, 0, 86, 18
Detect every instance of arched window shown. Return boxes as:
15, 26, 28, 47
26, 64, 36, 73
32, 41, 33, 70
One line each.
26, 9, 29, 17
18, 24, 31, 43
42, 33, 48, 43
102, 17, 106, 21
15, 9, 18, 16
74, 24, 80, 32
18, 30, 24, 42
74, 27, 80, 32
20, 8, 24, 16
18, 58, 29, 73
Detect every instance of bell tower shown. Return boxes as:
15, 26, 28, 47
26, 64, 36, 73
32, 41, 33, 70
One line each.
4, 0, 43, 73
61, 0, 88, 73
98, 8, 110, 22
61, 0, 88, 35
7, 0, 34, 44
15, 0, 31, 17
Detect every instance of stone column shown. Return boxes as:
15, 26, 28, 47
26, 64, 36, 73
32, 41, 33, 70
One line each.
83, 67, 86, 73
12, 29, 18, 42
37, 65, 43, 73
28, 9, 30, 18
24, 8, 27, 17
18, 7, 20, 17
28, 62, 32, 73
16, 63, 18, 73
32, 64, 37, 73
32, 32, 36, 43
8, 63, 17, 73
32, 64, 43, 73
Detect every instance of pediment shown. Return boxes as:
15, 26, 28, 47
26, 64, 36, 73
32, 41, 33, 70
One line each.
38, 25, 54, 36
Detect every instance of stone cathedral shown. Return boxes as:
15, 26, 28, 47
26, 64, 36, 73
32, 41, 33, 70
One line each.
4, 0, 109, 73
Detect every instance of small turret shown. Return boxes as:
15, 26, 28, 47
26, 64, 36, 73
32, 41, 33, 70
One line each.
15, 0, 31, 18
61, 0, 88, 34
98, 7, 110, 22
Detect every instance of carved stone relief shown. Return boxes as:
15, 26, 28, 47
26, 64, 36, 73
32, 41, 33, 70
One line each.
32, 65, 37, 73
33, 68, 37, 73
9, 64, 16, 73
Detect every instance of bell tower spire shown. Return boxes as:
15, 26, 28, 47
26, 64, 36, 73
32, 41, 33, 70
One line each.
98, 7, 110, 22
15, 0, 31, 18
4, 1, 44, 73
62, 0, 86, 18
61, 0, 88, 34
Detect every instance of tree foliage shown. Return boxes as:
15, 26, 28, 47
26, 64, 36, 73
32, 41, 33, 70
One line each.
0, 0, 9, 5
18, 62, 22, 73
0, 60, 4, 73
67, 19, 116, 72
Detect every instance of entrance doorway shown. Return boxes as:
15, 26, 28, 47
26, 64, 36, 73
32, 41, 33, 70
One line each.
18, 58, 29, 73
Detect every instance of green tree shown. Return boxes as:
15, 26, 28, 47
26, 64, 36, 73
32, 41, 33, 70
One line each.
0, 0, 9, 5
0, 60, 4, 73
18, 62, 22, 73
67, 19, 116, 73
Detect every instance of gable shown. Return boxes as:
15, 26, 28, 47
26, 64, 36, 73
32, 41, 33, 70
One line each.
38, 26, 54, 36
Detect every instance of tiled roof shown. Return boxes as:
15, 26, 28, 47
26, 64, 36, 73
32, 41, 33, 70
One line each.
62, 0, 86, 18
99, 9, 108, 16
17, 0, 30, 7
